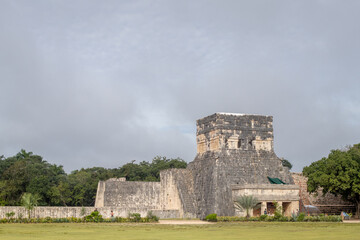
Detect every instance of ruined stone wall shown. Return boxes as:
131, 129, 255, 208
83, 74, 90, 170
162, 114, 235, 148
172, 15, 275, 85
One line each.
189, 113, 294, 218
292, 173, 356, 214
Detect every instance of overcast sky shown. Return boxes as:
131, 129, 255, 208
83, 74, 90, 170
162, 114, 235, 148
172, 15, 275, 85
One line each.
1, 0, 360, 172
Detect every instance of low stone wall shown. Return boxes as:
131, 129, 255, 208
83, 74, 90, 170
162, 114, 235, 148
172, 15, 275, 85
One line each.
0, 207, 94, 219
0, 206, 179, 219
151, 210, 180, 219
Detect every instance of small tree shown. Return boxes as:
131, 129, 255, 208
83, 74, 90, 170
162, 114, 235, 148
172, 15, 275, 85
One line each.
234, 195, 259, 219
21, 193, 41, 219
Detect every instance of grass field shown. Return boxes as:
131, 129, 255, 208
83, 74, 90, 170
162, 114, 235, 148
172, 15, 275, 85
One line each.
0, 222, 360, 240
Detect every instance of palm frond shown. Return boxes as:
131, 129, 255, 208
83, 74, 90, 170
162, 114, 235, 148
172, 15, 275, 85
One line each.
234, 195, 259, 218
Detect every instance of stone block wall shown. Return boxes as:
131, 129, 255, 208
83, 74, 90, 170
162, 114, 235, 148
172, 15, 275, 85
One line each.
292, 173, 311, 206
95, 179, 161, 210
196, 113, 274, 154
188, 113, 294, 218
0, 206, 94, 219
292, 173, 356, 214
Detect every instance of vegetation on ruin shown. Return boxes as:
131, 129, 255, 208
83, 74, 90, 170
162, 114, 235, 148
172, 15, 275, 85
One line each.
281, 158, 293, 169
303, 143, 360, 217
0, 150, 187, 206
1, 222, 359, 240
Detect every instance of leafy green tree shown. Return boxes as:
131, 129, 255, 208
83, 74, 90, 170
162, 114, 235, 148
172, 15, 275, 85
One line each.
0, 181, 8, 206
0, 150, 66, 206
115, 156, 187, 181
48, 180, 72, 206
303, 144, 360, 217
116, 162, 146, 181
21, 192, 41, 218
67, 167, 117, 206
234, 195, 260, 219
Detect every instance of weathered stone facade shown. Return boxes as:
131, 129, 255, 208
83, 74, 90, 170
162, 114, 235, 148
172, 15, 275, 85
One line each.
188, 113, 297, 218
95, 113, 299, 218
292, 173, 356, 214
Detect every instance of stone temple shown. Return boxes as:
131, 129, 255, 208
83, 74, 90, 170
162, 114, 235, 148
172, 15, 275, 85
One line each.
95, 113, 300, 218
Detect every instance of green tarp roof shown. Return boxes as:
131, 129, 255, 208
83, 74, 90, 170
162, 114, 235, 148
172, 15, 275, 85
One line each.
267, 177, 286, 184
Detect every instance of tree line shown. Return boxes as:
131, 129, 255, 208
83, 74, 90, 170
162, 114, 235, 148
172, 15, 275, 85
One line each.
0, 150, 187, 207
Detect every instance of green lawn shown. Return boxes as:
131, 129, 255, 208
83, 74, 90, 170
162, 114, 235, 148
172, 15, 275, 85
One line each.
0, 222, 359, 240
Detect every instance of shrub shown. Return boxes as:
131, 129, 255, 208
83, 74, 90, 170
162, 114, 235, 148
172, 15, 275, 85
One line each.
248, 216, 260, 221
278, 216, 290, 222
290, 212, 297, 222
128, 213, 141, 222
5, 212, 15, 219
205, 213, 217, 222
217, 216, 246, 222
146, 211, 160, 222
259, 214, 268, 221
85, 211, 104, 222
297, 212, 305, 221
114, 216, 126, 223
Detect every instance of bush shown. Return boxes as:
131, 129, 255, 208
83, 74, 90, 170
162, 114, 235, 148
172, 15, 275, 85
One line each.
278, 216, 290, 222
259, 214, 268, 221
217, 216, 246, 222
146, 211, 159, 222
128, 213, 141, 222
205, 213, 217, 222
297, 213, 305, 222
5, 212, 15, 219
85, 211, 104, 222
248, 216, 260, 221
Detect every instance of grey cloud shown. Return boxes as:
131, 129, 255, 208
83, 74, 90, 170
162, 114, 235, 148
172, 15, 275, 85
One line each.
1, 0, 360, 172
